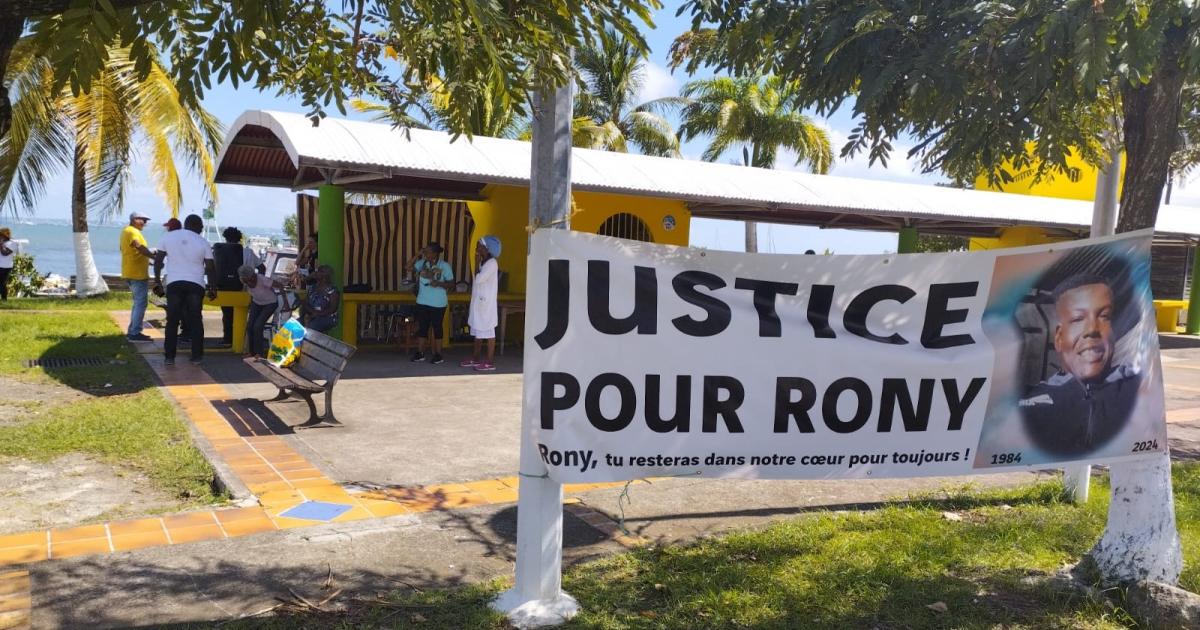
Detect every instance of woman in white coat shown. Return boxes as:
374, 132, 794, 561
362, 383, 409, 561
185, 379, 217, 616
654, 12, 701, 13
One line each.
462, 235, 501, 371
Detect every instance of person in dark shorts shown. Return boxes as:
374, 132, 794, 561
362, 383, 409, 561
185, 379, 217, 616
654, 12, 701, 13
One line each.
410, 242, 455, 364
1020, 274, 1142, 456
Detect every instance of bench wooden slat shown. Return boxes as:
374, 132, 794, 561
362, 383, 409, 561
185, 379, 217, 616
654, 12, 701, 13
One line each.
305, 332, 356, 357
293, 329, 355, 384
295, 348, 348, 380
243, 357, 322, 391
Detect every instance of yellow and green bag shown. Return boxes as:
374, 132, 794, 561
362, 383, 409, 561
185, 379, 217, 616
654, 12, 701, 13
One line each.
268, 320, 306, 367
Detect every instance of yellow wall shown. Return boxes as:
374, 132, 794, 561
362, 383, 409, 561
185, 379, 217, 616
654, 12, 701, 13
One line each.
968, 145, 1116, 250
571, 190, 690, 247
973, 145, 1125, 202
464, 185, 692, 294
968, 226, 1070, 251
465, 186, 533, 293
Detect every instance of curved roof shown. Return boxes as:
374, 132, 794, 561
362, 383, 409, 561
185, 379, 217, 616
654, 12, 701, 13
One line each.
214, 110, 1200, 240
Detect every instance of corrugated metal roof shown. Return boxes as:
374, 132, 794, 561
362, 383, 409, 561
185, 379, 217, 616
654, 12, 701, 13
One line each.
214, 110, 1200, 239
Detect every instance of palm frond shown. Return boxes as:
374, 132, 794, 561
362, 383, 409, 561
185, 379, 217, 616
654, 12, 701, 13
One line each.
0, 40, 74, 217
624, 110, 681, 157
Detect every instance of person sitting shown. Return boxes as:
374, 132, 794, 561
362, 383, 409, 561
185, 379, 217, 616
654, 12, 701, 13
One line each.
300, 264, 340, 333
238, 264, 285, 357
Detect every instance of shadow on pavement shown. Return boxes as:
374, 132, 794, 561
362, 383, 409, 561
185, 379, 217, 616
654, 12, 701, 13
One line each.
1160, 333, 1200, 350
33, 506, 609, 630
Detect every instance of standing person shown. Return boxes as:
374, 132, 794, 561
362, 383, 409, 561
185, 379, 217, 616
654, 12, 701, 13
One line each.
153, 214, 216, 366
297, 233, 318, 275
461, 236, 501, 371
237, 264, 284, 357
120, 212, 156, 341
212, 227, 259, 346
410, 242, 454, 364
161, 217, 189, 342
299, 265, 340, 333
0, 227, 14, 301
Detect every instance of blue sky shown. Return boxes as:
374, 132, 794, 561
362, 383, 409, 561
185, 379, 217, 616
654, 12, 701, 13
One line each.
24, 3, 1199, 254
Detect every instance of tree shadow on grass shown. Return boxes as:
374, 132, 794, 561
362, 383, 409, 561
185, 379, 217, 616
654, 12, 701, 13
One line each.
34, 332, 155, 397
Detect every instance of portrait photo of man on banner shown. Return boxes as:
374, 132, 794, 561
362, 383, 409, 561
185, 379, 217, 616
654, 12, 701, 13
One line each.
976, 233, 1167, 468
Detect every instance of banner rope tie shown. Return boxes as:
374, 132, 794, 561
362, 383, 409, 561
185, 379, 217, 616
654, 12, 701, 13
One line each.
615, 471, 703, 536
518, 471, 550, 479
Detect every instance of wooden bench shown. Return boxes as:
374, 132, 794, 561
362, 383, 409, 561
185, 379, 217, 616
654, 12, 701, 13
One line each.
243, 329, 357, 429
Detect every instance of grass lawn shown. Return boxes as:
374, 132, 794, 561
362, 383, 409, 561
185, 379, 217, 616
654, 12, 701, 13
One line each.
0, 292, 219, 312
0, 293, 135, 311
231, 466, 1200, 629
0, 310, 222, 505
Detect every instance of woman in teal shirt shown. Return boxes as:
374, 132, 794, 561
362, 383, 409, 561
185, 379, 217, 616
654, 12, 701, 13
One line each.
411, 242, 454, 364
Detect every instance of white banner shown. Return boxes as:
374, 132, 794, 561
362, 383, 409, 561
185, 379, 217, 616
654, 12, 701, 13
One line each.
523, 230, 1168, 482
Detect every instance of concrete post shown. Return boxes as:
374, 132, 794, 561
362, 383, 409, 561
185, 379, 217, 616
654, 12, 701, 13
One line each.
491, 78, 578, 628
1064, 144, 1123, 504
897, 226, 919, 253
317, 183, 345, 338
1187, 244, 1200, 334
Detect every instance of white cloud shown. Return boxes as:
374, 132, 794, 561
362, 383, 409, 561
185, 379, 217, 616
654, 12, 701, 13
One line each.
638, 61, 680, 104
802, 125, 939, 185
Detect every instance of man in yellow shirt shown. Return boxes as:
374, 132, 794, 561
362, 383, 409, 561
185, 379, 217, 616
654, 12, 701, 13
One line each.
120, 211, 156, 341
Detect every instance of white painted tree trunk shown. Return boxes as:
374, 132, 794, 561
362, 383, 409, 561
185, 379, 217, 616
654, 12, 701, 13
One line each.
72, 231, 108, 297
70, 144, 108, 297
491, 79, 578, 628
1089, 454, 1182, 584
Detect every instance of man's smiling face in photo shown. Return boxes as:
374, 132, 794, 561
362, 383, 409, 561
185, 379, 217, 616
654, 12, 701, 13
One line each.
1053, 282, 1115, 383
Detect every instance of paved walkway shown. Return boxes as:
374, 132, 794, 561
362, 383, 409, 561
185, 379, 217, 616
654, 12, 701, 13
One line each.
3, 313, 1200, 628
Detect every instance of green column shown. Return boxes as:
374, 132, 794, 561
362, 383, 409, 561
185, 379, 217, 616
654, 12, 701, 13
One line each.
1188, 243, 1200, 335
317, 183, 345, 337
897, 226, 919, 254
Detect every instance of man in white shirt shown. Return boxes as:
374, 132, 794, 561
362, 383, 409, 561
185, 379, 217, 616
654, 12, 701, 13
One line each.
153, 214, 217, 365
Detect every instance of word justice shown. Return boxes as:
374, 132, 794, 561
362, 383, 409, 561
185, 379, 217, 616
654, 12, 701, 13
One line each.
534, 260, 979, 350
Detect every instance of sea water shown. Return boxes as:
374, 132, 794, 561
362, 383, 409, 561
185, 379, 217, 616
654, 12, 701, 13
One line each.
1, 220, 284, 277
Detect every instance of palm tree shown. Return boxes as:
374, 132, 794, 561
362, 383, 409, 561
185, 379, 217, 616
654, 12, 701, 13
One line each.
679, 76, 833, 252
0, 38, 222, 295
573, 29, 682, 157
354, 75, 527, 140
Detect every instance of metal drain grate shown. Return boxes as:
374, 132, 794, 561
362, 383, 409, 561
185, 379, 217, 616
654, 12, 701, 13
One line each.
22, 357, 110, 369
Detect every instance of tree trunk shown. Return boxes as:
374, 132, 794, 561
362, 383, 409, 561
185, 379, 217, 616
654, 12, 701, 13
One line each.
1117, 20, 1188, 233
1088, 454, 1182, 584
1090, 17, 1189, 587
71, 145, 108, 297
744, 143, 759, 253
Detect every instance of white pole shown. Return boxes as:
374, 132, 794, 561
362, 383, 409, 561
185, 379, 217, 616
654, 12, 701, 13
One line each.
1064, 143, 1122, 503
491, 80, 579, 628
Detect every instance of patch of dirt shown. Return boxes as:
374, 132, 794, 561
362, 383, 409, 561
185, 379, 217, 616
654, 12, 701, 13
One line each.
0, 453, 181, 534
0, 374, 89, 404
0, 375, 90, 427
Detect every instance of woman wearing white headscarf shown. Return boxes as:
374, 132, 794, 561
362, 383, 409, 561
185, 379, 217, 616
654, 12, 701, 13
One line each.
462, 235, 501, 371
